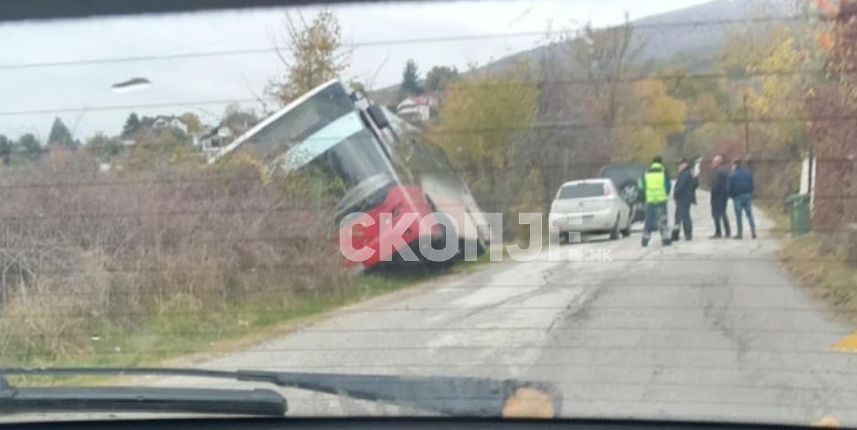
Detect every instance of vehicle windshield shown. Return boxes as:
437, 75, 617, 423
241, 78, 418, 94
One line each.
304, 128, 398, 217
558, 183, 606, 199
220, 81, 399, 219
225, 82, 355, 164
3, 0, 857, 427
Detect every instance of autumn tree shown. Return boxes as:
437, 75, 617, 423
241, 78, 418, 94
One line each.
400, 59, 423, 96
574, 19, 641, 129
617, 79, 687, 161
805, 0, 857, 229
530, 18, 642, 195
428, 64, 537, 218
715, 0, 821, 198
425, 65, 458, 92
267, 9, 349, 105
126, 128, 198, 171
86, 133, 123, 160
179, 112, 204, 134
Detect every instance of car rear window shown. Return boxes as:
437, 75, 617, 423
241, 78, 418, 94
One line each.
558, 183, 605, 199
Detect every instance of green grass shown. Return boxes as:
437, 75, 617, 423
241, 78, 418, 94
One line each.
4, 271, 435, 386
121, 272, 431, 362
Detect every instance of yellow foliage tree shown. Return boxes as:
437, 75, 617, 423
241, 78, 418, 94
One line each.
719, 0, 821, 158
617, 79, 687, 161
267, 10, 349, 106
428, 65, 538, 189
744, 33, 810, 155
426, 64, 538, 226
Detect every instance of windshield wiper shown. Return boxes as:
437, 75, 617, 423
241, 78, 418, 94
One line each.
0, 367, 561, 418
0, 368, 286, 417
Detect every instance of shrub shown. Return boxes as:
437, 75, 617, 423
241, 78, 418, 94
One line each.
0, 150, 348, 362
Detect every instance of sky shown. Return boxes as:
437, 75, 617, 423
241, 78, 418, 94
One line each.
0, 0, 712, 140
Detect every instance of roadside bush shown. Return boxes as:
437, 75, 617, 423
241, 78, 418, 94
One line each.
0, 149, 347, 362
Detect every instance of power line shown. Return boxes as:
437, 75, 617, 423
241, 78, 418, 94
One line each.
0, 156, 849, 191
0, 65, 848, 117
0, 14, 831, 72
0, 194, 853, 222
0, 98, 260, 117
0, 67, 840, 117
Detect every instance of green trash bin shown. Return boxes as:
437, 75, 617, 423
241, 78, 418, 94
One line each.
785, 194, 811, 236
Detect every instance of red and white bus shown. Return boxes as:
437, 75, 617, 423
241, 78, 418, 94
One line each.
214, 79, 490, 271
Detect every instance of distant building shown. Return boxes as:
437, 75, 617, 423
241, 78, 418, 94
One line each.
195, 125, 235, 154
151, 115, 189, 135
195, 112, 257, 155
396, 93, 439, 123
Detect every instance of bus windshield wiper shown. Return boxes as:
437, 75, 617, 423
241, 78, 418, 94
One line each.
0, 367, 561, 418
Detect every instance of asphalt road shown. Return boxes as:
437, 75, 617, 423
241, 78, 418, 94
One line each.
147, 193, 857, 425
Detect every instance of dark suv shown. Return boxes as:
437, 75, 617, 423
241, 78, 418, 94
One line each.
599, 162, 648, 223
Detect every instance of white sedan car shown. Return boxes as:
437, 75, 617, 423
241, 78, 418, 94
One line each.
550, 178, 633, 241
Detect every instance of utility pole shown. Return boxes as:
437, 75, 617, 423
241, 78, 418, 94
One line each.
743, 93, 750, 156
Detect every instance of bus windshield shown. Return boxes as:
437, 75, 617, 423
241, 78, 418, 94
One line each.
235, 82, 354, 164
224, 81, 399, 222
303, 128, 398, 219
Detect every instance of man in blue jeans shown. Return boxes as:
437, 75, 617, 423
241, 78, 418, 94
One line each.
728, 159, 757, 240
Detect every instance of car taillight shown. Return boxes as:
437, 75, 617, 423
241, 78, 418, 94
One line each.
604, 184, 612, 196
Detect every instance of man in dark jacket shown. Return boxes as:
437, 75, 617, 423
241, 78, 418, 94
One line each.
671, 158, 698, 241
709, 155, 731, 239
728, 159, 757, 239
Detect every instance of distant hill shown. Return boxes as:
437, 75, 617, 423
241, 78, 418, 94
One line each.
370, 0, 770, 103
472, 0, 763, 73
634, 0, 758, 61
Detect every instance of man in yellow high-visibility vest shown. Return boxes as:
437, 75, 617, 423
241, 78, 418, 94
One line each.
638, 156, 672, 247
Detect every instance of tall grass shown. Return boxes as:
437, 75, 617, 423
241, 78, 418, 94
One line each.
0, 148, 350, 365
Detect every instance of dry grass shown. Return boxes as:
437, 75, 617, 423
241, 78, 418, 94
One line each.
0, 148, 350, 365
780, 232, 857, 319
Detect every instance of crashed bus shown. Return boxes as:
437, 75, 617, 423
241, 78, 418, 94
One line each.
213, 79, 490, 271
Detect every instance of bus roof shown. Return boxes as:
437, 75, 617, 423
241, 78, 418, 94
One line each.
209, 78, 344, 164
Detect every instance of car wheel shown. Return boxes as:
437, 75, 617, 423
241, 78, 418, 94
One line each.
422, 212, 458, 269
609, 219, 620, 240
632, 204, 646, 222
621, 212, 633, 237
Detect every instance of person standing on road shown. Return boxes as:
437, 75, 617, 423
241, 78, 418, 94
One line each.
728, 159, 757, 239
709, 155, 731, 239
671, 158, 698, 242
638, 156, 672, 247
